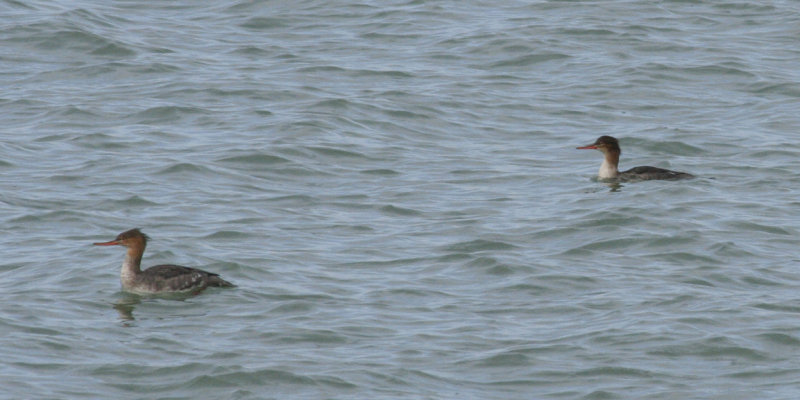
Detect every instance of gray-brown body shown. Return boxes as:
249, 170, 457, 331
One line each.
94, 228, 234, 294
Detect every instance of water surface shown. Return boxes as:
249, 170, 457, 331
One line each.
2, 1, 800, 399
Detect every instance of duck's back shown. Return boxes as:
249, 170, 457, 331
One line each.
620, 166, 694, 181
131, 264, 235, 293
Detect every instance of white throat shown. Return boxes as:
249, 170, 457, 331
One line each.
120, 252, 139, 288
598, 158, 619, 179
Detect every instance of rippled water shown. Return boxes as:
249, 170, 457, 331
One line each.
2, 1, 800, 399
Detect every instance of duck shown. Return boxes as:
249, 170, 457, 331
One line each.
577, 135, 694, 181
94, 228, 234, 294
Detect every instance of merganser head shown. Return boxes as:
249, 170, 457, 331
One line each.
577, 136, 622, 179
93, 228, 149, 247
576, 135, 621, 154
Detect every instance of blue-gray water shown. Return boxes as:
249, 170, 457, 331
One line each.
2, 1, 800, 399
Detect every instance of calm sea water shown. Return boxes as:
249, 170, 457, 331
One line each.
2, 1, 800, 399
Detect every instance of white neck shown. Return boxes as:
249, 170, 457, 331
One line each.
120, 251, 141, 289
598, 158, 619, 179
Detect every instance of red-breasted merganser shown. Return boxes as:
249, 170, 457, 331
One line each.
93, 228, 235, 294
577, 136, 694, 181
